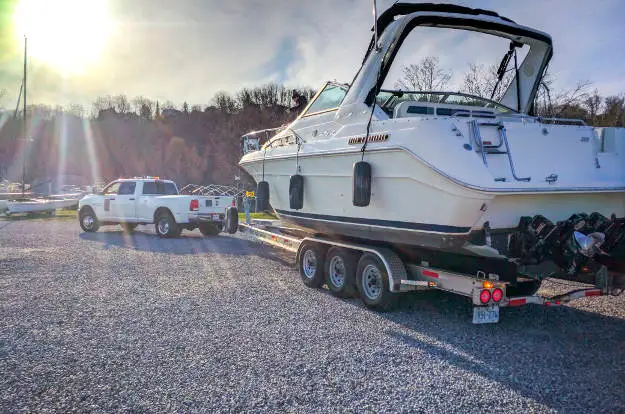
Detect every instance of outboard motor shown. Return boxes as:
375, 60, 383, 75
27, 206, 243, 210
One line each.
509, 212, 624, 274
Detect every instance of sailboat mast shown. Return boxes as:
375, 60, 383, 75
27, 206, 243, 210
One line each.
21, 36, 27, 196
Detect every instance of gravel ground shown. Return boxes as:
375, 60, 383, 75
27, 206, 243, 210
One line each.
1, 220, 624, 413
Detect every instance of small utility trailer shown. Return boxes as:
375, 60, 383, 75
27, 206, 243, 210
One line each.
239, 220, 624, 324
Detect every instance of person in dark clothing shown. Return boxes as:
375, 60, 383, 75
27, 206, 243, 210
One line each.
290, 90, 308, 115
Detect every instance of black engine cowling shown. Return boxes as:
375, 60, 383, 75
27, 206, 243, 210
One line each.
508, 212, 625, 274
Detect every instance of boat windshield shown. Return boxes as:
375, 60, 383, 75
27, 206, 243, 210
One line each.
375, 90, 517, 117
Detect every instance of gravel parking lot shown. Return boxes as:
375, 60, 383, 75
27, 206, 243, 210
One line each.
1, 219, 624, 412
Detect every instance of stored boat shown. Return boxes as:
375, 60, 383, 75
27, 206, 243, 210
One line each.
239, 3, 625, 283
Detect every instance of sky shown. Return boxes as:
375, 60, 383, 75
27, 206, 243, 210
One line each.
0, 0, 623, 110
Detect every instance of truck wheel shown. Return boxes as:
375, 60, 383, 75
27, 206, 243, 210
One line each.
225, 206, 238, 234
199, 222, 220, 236
155, 211, 181, 238
325, 247, 358, 297
79, 207, 99, 232
356, 253, 397, 311
298, 241, 326, 288
121, 223, 137, 233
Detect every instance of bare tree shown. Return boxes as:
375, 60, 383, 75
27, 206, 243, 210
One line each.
213, 91, 237, 113
394, 56, 452, 92
462, 63, 513, 101
114, 95, 131, 114
132, 96, 154, 119
92, 95, 115, 117
68, 104, 85, 118
603, 95, 625, 127
584, 89, 603, 125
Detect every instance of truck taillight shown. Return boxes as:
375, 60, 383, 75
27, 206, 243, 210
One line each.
479, 289, 491, 304
190, 199, 199, 211
232, 199, 236, 207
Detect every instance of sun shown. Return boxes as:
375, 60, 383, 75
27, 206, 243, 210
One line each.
13, 0, 112, 74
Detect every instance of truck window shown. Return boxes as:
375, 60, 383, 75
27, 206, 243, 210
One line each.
103, 182, 120, 195
118, 182, 136, 195
164, 182, 178, 195
142, 181, 178, 195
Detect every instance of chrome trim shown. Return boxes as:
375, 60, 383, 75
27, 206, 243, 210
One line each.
499, 124, 531, 182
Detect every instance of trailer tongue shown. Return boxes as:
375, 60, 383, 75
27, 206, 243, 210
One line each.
239, 221, 624, 324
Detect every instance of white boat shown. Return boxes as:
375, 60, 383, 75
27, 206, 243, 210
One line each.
239, 4, 625, 280
1, 197, 79, 215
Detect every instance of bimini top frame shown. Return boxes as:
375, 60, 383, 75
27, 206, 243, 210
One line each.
342, 2, 553, 115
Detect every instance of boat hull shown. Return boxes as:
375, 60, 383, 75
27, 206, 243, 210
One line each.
240, 148, 625, 251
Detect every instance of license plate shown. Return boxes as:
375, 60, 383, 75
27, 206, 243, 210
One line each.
472, 306, 499, 324
211, 213, 220, 221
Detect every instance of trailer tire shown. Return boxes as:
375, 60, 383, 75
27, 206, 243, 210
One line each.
155, 210, 181, 238
79, 207, 99, 232
225, 206, 238, 234
325, 247, 358, 297
199, 222, 220, 236
356, 253, 397, 311
298, 241, 326, 288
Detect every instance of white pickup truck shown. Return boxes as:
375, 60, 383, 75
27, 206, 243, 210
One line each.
78, 178, 238, 237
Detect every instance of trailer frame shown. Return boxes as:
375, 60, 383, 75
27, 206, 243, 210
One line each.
239, 222, 623, 324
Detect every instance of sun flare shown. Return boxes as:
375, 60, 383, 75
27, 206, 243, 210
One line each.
13, 0, 112, 74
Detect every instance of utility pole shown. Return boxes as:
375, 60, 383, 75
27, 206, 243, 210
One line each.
21, 36, 27, 196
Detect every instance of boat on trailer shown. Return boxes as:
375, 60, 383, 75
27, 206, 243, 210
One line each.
239, 3, 625, 289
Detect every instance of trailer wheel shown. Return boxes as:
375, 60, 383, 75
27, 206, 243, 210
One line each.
356, 253, 397, 311
298, 241, 326, 288
325, 247, 357, 297
225, 206, 238, 234
155, 211, 181, 238
199, 222, 220, 236
79, 207, 99, 232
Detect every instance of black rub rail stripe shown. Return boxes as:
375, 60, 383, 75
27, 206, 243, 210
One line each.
275, 209, 471, 234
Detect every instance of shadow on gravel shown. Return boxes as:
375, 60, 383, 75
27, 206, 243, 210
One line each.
374, 291, 625, 410
79, 230, 292, 266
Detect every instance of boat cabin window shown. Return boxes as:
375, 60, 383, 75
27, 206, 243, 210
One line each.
377, 26, 529, 117
302, 83, 348, 116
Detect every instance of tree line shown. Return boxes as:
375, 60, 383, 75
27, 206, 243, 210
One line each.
0, 83, 314, 188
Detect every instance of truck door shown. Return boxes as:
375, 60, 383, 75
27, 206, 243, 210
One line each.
101, 181, 121, 221
112, 181, 137, 221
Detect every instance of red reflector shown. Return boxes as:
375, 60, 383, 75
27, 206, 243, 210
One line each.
492, 288, 503, 302
423, 269, 439, 278
479, 289, 491, 304
509, 298, 526, 307
483, 141, 492, 145
585, 290, 601, 297
190, 199, 199, 211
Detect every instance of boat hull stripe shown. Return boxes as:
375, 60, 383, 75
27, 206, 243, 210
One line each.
275, 209, 471, 234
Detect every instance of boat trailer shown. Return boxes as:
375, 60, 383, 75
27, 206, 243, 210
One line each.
239, 221, 624, 324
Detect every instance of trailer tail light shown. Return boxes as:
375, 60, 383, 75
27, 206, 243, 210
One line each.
509, 298, 526, 307
190, 199, 199, 211
479, 289, 491, 304
492, 288, 503, 303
